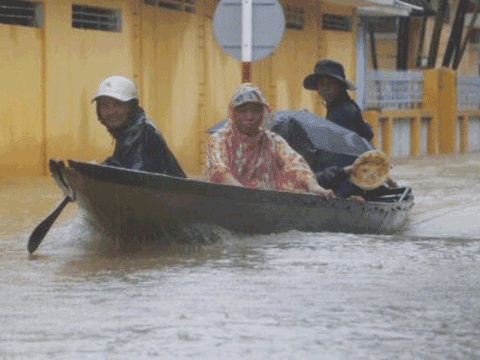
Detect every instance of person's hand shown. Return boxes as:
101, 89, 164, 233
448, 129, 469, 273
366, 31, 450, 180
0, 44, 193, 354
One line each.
317, 188, 334, 199
308, 183, 334, 199
305, 178, 334, 199
348, 195, 365, 204
343, 165, 354, 175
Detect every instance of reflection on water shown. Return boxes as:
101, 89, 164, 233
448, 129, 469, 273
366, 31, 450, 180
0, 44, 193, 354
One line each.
1, 154, 480, 359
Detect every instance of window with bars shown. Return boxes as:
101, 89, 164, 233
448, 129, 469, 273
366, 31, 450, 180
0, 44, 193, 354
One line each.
144, 0, 196, 14
322, 13, 352, 32
284, 4, 304, 31
72, 4, 121, 32
0, 0, 42, 27
366, 16, 397, 34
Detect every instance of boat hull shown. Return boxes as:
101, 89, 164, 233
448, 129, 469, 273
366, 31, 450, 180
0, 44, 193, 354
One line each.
51, 160, 414, 243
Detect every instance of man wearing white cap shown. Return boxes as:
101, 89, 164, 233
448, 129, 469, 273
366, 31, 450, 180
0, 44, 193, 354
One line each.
92, 75, 185, 177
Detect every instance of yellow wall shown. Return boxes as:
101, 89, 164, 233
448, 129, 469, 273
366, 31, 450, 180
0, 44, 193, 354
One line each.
319, 2, 357, 110
141, 4, 201, 174
457, 44, 480, 75
44, 0, 137, 167
2, 0, 477, 178
366, 35, 397, 70
199, 19, 242, 166
424, 68, 456, 154
261, 1, 322, 115
321, 3, 356, 81
253, 1, 357, 118
0, 0, 361, 177
0, 24, 44, 176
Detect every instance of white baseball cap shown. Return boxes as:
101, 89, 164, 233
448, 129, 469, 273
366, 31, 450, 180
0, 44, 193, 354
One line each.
92, 75, 138, 102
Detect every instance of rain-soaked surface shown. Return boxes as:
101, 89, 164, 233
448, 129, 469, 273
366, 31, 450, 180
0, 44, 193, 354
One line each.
1, 153, 479, 359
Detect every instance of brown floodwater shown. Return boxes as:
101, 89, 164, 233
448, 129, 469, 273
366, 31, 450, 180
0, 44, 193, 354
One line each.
1, 153, 480, 359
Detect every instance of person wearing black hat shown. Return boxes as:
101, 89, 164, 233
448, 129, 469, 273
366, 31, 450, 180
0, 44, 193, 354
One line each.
269, 59, 372, 201
302, 60, 400, 195
303, 59, 373, 142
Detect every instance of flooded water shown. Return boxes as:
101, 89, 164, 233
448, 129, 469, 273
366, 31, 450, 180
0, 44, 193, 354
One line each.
1, 153, 480, 359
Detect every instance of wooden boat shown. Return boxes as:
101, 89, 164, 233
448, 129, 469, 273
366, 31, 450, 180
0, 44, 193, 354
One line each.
48, 159, 414, 245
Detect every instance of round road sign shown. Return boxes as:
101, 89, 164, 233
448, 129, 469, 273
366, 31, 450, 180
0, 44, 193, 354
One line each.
212, 0, 286, 62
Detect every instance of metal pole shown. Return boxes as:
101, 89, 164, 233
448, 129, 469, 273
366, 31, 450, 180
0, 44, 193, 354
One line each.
369, 30, 378, 70
242, 0, 253, 83
442, 0, 468, 68
453, 0, 480, 70
427, 0, 448, 68
397, 17, 410, 70
415, 10, 428, 68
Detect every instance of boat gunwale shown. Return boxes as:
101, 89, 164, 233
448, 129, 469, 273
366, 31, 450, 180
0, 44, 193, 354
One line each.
63, 160, 414, 212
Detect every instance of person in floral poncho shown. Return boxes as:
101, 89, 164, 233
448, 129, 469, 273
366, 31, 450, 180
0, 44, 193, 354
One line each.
202, 83, 333, 199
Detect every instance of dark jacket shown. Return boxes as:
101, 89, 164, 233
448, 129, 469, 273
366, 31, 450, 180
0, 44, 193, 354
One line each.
103, 108, 186, 178
316, 166, 394, 199
314, 166, 364, 198
270, 113, 364, 198
326, 92, 374, 142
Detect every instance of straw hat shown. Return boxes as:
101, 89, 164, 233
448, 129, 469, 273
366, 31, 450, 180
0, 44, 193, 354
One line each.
349, 150, 389, 190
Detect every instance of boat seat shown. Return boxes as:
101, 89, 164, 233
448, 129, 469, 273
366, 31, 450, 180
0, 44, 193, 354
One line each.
365, 186, 412, 203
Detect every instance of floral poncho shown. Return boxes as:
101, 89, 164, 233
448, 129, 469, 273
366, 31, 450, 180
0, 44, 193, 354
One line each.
202, 83, 317, 192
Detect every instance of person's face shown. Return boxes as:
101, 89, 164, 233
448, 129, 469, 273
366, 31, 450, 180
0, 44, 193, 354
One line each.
316, 76, 341, 104
232, 102, 264, 137
98, 96, 132, 129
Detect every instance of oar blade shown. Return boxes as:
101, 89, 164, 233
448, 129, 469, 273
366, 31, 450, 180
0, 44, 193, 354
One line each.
27, 196, 72, 254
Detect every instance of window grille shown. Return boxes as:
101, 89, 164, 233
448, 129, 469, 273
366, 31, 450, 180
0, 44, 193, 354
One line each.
457, 76, 480, 110
72, 5, 121, 32
366, 16, 397, 34
366, 70, 424, 110
144, 0, 196, 14
322, 13, 351, 32
284, 4, 304, 31
0, 0, 42, 27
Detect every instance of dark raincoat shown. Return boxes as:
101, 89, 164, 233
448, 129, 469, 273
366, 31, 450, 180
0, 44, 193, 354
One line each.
270, 110, 369, 198
102, 107, 186, 178
313, 165, 363, 198
326, 91, 374, 142
314, 165, 392, 199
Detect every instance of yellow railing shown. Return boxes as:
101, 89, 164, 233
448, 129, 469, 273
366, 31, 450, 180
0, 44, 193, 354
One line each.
457, 110, 480, 153
363, 69, 480, 159
363, 109, 436, 157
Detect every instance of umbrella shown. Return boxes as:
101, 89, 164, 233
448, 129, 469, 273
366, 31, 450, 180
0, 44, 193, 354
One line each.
206, 109, 373, 172
271, 110, 373, 172
206, 119, 228, 134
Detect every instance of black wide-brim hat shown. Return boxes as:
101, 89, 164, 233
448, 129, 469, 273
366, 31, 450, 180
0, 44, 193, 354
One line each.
303, 59, 356, 91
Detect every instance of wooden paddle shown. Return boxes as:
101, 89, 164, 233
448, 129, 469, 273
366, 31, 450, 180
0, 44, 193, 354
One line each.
27, 196, 72, 254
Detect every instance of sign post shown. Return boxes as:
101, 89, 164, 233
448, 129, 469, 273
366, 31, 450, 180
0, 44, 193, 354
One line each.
242, 0, 253, 82
212, 0, 285, 83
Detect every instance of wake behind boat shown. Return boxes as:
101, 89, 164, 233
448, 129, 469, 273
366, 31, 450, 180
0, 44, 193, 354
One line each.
42, 158, 413, 250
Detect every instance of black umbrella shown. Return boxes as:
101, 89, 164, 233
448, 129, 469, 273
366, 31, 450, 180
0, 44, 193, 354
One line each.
206, 119, 228, 134
206, 110, 373, 172
271, 110, 373, 172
